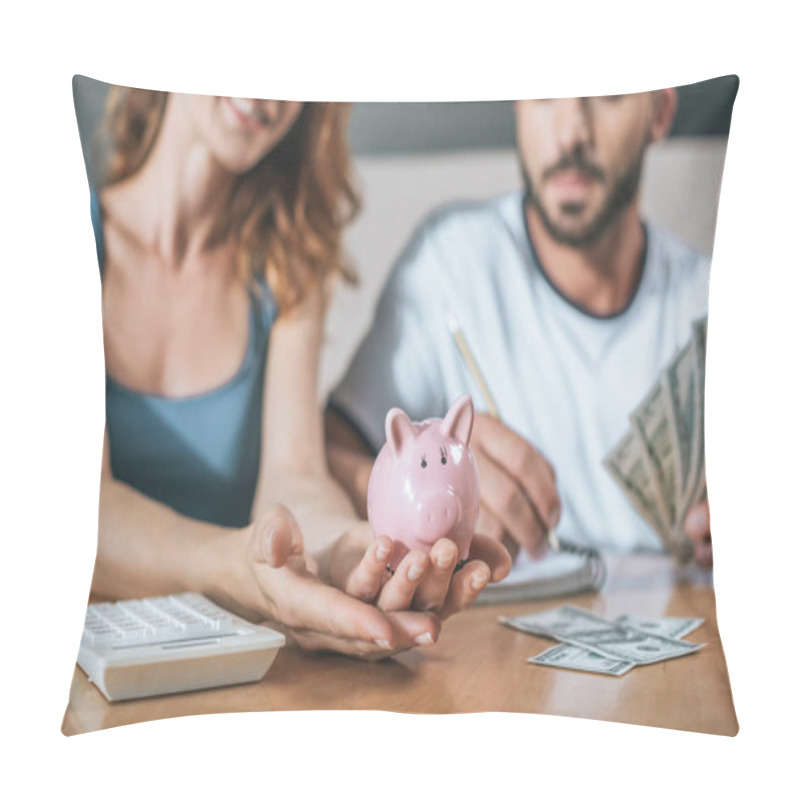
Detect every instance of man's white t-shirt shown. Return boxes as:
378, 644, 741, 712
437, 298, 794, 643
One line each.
331, 191, 710, 569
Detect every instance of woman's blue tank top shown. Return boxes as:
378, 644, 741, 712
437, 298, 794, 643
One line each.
90, 191, 278, 528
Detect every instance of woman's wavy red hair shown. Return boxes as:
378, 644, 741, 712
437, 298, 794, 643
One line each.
95, 87, 360, 310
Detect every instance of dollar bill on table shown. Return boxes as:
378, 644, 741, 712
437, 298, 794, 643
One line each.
603, 315, 708, 562
529, 643, 635, 676
529, 616, 705, 675
615, 614, 704, 639
502, 605, 704, 673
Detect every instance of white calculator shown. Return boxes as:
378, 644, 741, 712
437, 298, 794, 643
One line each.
78, 593, 285, 701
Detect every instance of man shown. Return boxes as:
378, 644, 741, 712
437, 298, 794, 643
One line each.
326, 89, 713, 573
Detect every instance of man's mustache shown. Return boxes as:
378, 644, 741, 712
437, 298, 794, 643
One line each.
543, 153, 605, 182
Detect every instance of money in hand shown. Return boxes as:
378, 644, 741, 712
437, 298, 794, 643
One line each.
603, 315, 708, 561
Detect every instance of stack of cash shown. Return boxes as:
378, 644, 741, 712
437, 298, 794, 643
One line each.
501, 605, 705, 676
603, 316, 708, 562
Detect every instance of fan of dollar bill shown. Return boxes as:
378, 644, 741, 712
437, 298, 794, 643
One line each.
603, 315, 708, 563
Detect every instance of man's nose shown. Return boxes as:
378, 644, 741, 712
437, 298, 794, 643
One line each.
555, 97, 593, 153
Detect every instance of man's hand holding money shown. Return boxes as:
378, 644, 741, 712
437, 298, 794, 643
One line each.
604, 316, 712, 569
685, 499, 712, 568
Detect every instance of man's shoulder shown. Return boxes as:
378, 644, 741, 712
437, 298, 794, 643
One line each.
425, 190, 521, 226
647, 223, 711, 273
412, 191, 523, 250
392, 191, 524, 281
643, 224, 711, 313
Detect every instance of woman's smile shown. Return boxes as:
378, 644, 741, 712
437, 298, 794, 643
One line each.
223, 97, 275, 133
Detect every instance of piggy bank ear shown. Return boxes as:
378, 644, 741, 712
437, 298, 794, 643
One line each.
440, 394, 474, 445
385, 408, 416, 459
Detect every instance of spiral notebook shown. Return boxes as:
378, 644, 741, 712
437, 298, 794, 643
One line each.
475, 546, 607, 605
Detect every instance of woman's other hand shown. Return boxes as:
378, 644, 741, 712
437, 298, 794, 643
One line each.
328, 522, 512, 620
219, 505, 439, 660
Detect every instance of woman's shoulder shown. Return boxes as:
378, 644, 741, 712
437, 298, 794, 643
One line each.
90, 195, 123, 280
89, 187, 106, 273
90, 183, 136, 275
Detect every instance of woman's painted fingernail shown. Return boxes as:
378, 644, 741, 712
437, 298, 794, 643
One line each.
408, 563, 425, 581
436, 550, 454, 570
375, 638, 392, 649
376, 543, 391, 561
471, 571, 489, 591
414, 632, 434, 645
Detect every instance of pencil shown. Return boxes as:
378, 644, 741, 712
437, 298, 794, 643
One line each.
447, 313, 560, 552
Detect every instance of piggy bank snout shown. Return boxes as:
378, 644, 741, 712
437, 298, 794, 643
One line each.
416, 487, 462, 540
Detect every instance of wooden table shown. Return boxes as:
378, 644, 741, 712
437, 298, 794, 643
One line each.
62, 554, 738, 736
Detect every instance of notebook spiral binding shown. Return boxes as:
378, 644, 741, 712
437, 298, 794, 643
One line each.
556, 540, 608, 589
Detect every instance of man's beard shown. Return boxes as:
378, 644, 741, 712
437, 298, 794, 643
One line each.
523, 149, 645, 248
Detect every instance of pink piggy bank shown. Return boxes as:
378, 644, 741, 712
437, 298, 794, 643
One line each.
367, 394, 480, 572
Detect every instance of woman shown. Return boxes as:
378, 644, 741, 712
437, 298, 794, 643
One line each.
89, 87, 510, 658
